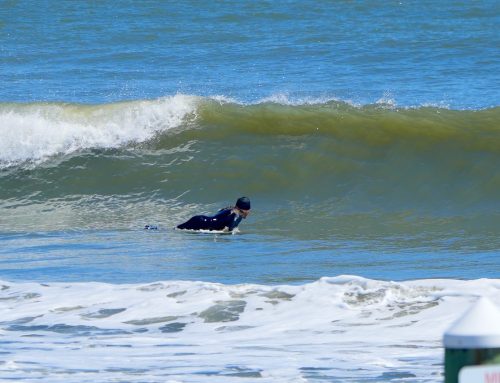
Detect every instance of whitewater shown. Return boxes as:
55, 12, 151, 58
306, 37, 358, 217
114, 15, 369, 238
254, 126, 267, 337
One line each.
0, 95, 199, 168
2, 276, 499, 382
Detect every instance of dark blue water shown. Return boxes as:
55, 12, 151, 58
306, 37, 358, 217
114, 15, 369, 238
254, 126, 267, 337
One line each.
1, 1, 499, 107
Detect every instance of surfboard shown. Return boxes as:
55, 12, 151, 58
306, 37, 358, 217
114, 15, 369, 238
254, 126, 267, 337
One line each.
144, 225, 239, 235
175, 228, 239, 235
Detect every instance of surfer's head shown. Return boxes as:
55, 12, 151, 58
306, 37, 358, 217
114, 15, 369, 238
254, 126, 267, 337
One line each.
235, 197, 251, 218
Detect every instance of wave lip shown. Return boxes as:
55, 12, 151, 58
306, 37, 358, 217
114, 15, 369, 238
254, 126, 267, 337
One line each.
0, 94, 199, 168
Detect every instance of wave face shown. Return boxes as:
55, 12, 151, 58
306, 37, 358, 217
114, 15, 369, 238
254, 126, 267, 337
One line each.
1, 276, 499, 382
1, 96, 499, 237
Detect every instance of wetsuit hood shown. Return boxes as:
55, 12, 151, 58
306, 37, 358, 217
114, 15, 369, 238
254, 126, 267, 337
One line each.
236, 197, 251, 211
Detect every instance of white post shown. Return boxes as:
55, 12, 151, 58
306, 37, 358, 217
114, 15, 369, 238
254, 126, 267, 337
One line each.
443, 297, 500, 383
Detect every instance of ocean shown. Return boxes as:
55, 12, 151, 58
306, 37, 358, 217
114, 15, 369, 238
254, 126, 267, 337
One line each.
1, 1, 499, 382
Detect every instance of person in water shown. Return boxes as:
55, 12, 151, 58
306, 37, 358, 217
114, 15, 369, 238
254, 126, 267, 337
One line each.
176, 197, 251, 232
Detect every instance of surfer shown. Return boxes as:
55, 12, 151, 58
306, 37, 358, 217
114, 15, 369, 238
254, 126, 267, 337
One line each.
176, 197, 251, 232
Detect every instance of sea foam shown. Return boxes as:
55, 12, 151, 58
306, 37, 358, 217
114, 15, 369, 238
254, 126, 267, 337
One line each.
0, 95, 198, 168
1, 276, 499, 382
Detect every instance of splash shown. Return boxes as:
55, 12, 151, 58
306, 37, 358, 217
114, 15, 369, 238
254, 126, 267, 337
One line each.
1, 276, 498, 382
0, 95, 199, 167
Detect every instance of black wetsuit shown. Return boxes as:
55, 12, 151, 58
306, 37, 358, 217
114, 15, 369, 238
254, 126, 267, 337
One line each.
176, 208, 243, 231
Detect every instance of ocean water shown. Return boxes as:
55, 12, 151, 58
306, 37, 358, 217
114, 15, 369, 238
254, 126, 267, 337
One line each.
1, 1, 499, 382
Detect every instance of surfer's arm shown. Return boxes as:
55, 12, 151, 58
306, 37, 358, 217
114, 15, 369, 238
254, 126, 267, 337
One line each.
225, 211, 243, 231
211, 209, 237, 231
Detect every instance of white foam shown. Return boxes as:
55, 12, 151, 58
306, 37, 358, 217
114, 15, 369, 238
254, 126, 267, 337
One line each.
208, 94, 239, 104
1, 276, 499, 382
375, 95, 397, 108
0, 94, 199, 168
256, 93, 357, 107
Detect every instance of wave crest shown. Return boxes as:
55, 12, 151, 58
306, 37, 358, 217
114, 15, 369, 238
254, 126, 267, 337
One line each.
0, 95, 199, 167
